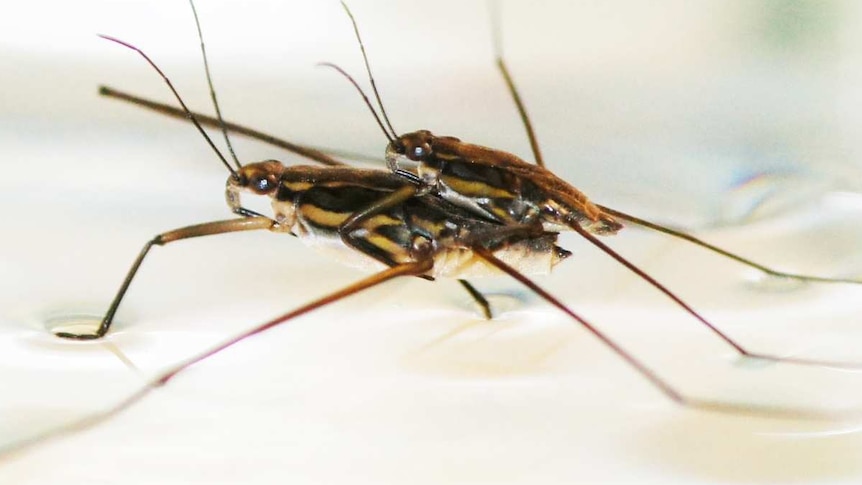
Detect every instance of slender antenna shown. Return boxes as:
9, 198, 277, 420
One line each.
188, 0, 243, 171
99, 35, 237, 177
339, 1, 398, 139
319, 62, 394, 143
490, 1, 545, 167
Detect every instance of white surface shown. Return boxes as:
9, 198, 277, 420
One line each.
2, 1, 862, 484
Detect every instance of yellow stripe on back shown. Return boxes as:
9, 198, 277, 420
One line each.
299, 203, 351, 228
440, 174, 514, 199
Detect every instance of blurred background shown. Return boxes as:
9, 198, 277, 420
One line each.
2, 1, 862, 484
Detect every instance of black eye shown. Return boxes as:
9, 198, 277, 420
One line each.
252, 176, 271, 192
407, 143, 431, 161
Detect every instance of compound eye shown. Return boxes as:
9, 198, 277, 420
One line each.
250, 175, 275, 194
407, 142, 431, 161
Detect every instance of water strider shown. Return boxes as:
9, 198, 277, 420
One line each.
11, 3, 861, 459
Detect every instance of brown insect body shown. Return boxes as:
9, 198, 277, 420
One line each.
228, 161, 571, 279
387, 130, 623, 236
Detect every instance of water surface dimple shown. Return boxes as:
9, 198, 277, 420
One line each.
745, 272, 807, 293
44, 313, 102, 338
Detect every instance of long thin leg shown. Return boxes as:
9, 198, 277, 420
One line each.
336, 185, 494, 318
339, 185, 420, 234
471, 246, 843, 417
495, 60, 544, 168
488, 2, 544, 167
458, 279, 493, 319
487, 21, 861, 366
98, 86, 357, 167
58, 216, 276, 340
336, 185, 423, 272
488, 16, 862, 287
3, 260, 434, 458
491, 48, 862, 285
598, 204, 862, 285
155, 259, 433, 384
570, 224, 862, 369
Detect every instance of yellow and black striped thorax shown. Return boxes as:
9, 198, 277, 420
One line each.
271, 165, 524, 269
230, 162, 570, 275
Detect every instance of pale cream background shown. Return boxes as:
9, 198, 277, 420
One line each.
2, 1, 862, 483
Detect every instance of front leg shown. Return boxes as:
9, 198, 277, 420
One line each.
59, 216, 276, 340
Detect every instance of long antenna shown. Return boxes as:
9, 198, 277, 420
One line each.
188, 0, 243, 171
339, 1, 398, 139
99, 35, 237, 177
319, 62, 394, 143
